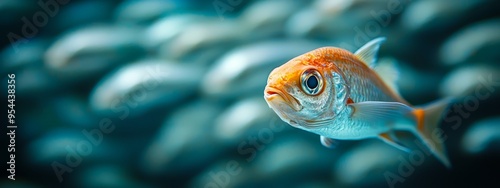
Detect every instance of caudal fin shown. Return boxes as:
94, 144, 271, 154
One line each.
412, 98, 453, 168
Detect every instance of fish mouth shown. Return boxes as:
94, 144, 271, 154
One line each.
264, 86, 302, 111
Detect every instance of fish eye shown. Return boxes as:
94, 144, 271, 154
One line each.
301, 69, 323, 95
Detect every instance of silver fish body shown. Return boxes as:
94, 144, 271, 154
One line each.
264, 38, 452, 167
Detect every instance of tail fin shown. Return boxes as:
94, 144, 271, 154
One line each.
412, 98, 453, 168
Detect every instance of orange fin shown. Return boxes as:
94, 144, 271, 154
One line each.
413, 98, 453, 168
379, 132, 410, 152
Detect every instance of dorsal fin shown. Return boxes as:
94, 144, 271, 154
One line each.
374, 58, 400, 95
354, 37, 386, 68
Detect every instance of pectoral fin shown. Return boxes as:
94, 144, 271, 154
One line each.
348, 101, 413, 123
320, 136, 339, 149
379, 132, 410, 152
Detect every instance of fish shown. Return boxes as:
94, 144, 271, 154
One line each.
45, 25, 144, 80
202, 40, 325, 99
462, 117, 500, 154
334, 142, 405, 186
90, 59, 203, 117
439, 18, 500, 66
263, 37, 452, 167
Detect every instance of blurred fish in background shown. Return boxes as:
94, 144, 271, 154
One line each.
0, 0, 499, 187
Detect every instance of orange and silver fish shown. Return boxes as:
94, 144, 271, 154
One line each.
263, 37, 452, 167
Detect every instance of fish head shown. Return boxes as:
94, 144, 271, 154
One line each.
264, 49, 344, 129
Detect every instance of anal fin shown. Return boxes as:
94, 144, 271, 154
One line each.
379, 132, 410, 153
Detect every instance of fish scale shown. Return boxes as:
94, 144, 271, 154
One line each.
333, 56, 399, 104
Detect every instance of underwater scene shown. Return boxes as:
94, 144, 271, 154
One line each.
1, 0, 500, 187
